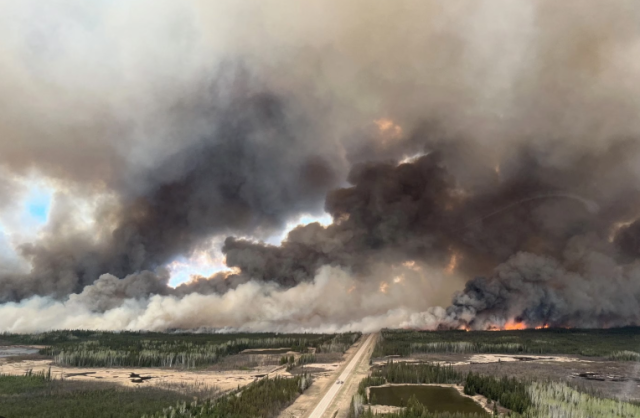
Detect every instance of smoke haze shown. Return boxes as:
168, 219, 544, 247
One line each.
2, 0, 640, 332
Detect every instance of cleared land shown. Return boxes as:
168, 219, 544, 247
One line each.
5, 328, 640, 417
344, 328, 640, 418
0, 331, 361, 418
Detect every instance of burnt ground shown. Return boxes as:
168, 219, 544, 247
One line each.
408, 353, 640, 401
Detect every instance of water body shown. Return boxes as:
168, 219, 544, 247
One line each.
369, 385, 487, 415
0, 347, 39, 358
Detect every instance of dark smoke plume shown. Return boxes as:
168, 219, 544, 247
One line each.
2, 1, 640, 332
0, 74, 343, 302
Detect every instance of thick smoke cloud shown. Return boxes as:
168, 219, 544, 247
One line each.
2, 1, 640, 331
0, 266, 454, 333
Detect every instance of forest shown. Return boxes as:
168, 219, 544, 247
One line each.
349, 361, 640, 418
0, 367, 312, 418
0, 368, 201, 418
142, 374, 313, 418
0, 330, 360, 368
372, 327, 640, 358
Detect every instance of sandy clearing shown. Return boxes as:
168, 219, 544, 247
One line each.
367, 404, 403, 414
241, 348, 296, 354
0, 358, 290, 393
375, 353, 592, 367
468, 354, 592, 364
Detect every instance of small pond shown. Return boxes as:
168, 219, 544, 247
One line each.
0, 347, 40, 357
369, 385, 487, 415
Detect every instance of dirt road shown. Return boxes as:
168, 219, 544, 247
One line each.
307, 334, 376, 418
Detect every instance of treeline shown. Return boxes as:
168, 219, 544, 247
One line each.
356, 376, 387, 402
51, 337, 307, 368
373, 328, 640, 358
26, 331, 361, 369
316, 332, 361, 353
142, 375, 312, 418
524, 381, 640, 418
373, 361, 463, 385
282, 353, 317, 371
464, 373, 530, 414
410, 342, 525, 355
607, 350, 640, 361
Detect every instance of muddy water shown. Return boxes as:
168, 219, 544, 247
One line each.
0, 347, 40, 357
369, 385, 488, 415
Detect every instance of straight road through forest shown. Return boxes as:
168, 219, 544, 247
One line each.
307, 333, 376, 418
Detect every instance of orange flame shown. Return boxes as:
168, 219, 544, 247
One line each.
485, 321, 554, 331
504, 321, 527, 331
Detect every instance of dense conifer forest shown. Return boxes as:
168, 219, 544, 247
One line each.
0, 330, 360, 368
463, 373, 530, 414
373, 328, 640, 358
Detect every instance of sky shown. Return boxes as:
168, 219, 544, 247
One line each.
0, 178, 52, 270
2, 1, 640, 333
0, 179, 331, 287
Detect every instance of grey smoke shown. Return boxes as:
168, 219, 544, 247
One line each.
2, 1, 640, 331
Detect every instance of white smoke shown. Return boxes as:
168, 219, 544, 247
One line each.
0, 265, 454, 333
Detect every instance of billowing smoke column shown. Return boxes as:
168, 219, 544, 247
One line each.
2, 0, 640, 332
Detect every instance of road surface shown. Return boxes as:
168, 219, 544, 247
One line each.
307, 333, 376, 418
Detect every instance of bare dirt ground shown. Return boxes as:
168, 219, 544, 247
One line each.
278, 336, 374, 418
403, 353, 640, 401
367, 404, 403, 414
0, 352, 291, 394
